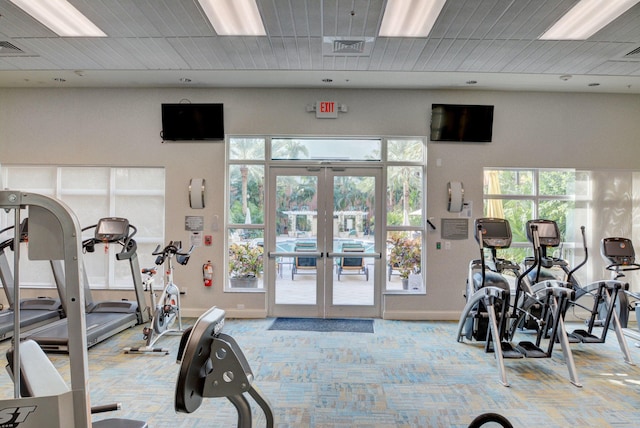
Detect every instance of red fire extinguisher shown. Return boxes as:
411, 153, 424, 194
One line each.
203, 260, 213, 287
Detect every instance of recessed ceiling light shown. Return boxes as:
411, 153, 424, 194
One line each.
559, 74, 572, 81
379, 0, 447, 37
9, 0, 106, 37
198, 0, 266, 36
540, 0, 640, 40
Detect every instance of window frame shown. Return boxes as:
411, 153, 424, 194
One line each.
0, 165, 165, 290
483, 167, 577, 260
225, 136, 427, 293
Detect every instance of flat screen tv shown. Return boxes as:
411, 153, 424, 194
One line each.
161, 103, 224, 141
430, 104, 494, 142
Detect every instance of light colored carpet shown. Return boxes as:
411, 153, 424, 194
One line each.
1, 318, 640, 427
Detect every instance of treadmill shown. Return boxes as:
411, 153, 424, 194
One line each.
25, 217, 150, 352
0, 219, 64, 341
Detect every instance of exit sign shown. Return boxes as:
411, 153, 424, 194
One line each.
316, 101, 338, 118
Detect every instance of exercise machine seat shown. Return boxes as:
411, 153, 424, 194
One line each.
7, 340, 148, 428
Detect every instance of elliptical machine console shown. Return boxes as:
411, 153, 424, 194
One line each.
601, 237, 637, 268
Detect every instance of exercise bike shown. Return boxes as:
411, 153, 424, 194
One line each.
124, 242, 192, 354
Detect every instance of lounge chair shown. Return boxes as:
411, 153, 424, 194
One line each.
292, 242, 317, 280
337, 243, 369, 281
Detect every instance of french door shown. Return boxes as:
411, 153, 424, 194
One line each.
267, 165, 382, 318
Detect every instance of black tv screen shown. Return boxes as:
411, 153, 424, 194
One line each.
161, 103, 224, 141
430, 104, 494, 142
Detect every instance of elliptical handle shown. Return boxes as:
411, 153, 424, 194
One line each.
476, 223, 486, 288
567, 225, 587, 285
514, 224, 540, 317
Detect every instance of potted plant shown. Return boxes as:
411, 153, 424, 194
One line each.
388, 233, 421, 289
228, 242, 263, 288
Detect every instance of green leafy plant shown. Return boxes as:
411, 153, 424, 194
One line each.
228, 242, 263, 278
388, 233, 421, 279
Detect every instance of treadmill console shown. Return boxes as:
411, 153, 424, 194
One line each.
95, 217, 130, 242
601, 237, 635, 266
475, 218, 512, 249
526, 219, 561, 247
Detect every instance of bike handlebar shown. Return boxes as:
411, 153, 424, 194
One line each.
152, 242, 194, 266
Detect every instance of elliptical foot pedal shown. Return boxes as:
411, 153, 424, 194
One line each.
500, 342, 524, 359
571, 329, 603, 343
516, 341, 547, 358
554, 331, 581, 343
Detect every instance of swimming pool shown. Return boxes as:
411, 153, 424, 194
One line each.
273, 238, 375, 253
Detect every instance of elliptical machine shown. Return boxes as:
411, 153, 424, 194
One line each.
521, 220, 634, 365
124, 241, 192, 354
457, 218, 581, 387
460, 218, 517, 345
600, 236, 640, 343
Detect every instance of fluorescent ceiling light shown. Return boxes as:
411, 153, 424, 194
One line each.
9, 0, 106, 37
379, 0, 447, 37
198, 0, 266, 36
540, 0, 640, 40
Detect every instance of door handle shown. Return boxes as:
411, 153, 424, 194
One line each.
327, 252, 382, 259
268, 251, 322, 258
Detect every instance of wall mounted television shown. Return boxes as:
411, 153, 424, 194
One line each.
161, 103, 224, 141
430, 104, 494, 142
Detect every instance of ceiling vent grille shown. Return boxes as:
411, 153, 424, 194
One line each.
333, 40, 365, 54
0, 41, 26, 56
323, 37, 374, 56
623, 46, 640, 59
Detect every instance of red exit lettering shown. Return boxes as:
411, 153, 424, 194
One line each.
319, 102, 334, 113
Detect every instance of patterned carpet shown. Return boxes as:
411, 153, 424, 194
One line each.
1, 317, 640, 427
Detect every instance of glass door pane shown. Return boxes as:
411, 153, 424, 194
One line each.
271, 169, 321, 311
329, 172, 377, 309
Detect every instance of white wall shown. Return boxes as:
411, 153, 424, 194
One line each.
1, 88, 640, 319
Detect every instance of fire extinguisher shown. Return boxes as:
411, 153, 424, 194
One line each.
203, 260, 213, 287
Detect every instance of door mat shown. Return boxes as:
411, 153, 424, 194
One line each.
268, 317, 374, 333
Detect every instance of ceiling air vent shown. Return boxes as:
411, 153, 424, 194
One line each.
0, 41, 26, 56
333, 39, 365, 54
323, 37, 374, 56
623, 46, 640, 59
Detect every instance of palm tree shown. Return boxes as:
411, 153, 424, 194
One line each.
387, 140, 423, 225
272, 139, 309, 160
229, 138, 264, 217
